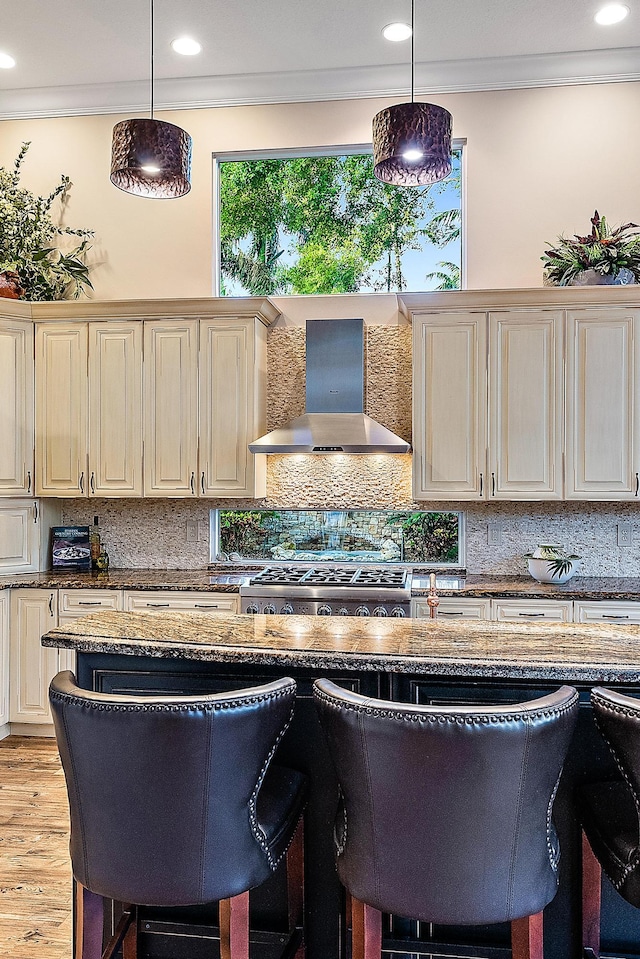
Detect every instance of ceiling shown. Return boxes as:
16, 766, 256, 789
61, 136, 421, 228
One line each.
1, 0, 639, 119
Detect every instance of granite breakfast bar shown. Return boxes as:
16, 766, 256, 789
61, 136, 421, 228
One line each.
43, 611, 640, 959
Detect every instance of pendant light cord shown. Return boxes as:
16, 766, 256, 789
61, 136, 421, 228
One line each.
150, 0, 155, 119
411, 0, 415, 102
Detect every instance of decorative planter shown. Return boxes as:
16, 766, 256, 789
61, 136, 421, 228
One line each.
568, 268, 636, 286
525, 544, 581, 584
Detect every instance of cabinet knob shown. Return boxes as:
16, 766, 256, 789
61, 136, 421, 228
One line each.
79, 471, 85, 494
90, 472, 95, 495
190, 471, 195, 495
26, 470, 31, 493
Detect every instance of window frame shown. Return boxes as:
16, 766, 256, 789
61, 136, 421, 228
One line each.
212, 140, 466, 296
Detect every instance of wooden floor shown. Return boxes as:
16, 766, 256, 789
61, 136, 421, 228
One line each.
0, 737, 72, 958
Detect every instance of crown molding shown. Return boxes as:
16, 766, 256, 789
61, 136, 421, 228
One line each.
0, 48, 638, 120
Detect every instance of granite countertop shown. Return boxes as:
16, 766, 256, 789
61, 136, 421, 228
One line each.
42, 609, 640, 684
0, 568, 250, 592
6, 568, 640, 601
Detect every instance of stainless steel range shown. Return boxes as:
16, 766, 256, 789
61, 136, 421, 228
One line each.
240, 565, 412, 617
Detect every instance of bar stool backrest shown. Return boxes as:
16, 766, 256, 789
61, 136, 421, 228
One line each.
50, 671, 296, 907
591, 686, 640, 805
314, 679, 578, 927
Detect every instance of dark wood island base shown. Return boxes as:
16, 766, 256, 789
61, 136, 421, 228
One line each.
42, 611, 640, 959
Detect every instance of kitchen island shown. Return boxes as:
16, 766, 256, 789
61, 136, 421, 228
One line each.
43, 612, 640, 959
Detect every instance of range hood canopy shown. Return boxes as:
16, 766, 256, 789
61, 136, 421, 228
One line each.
249, 318, 410, 454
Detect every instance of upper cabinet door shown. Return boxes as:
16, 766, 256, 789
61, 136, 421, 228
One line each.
412, 312, 487, 500
35, 324, 88, 497
144, 320, 198, 496
88, 323, 143, 496
566, 308, 640, 499
488, 311, 563, 499
0, 319, 34, 496
199, 318, 267, 498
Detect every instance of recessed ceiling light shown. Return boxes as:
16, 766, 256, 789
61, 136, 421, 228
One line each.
0, 52, 16, 69
382, 22, 412, 42
171, 36, 202, 56
594, 3, 629, 24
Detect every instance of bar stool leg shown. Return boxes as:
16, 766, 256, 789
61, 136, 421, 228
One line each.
286, 817, 305, 958
511, 911, 544, 959
351, 897, 382, 959
582, 830, 602, 959
220, 892, 250, 959
75, 884, 104, 959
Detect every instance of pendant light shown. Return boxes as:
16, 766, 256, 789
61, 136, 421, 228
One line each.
110, 0, 192, 198
372, 0, 452, 187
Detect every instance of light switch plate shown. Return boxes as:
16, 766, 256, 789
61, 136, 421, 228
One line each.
197, 521, 209, 543
186, 520, 198, 543
618, 522, 632, 546
487, 522, 502, 547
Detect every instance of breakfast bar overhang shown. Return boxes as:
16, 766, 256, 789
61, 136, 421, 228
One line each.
43, 611, 640, 959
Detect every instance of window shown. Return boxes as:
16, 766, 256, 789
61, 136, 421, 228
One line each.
212, 509, 463, 567
215, 145, 463, 296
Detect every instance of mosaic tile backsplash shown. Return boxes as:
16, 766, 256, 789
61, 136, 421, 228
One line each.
60, 493, 640, 577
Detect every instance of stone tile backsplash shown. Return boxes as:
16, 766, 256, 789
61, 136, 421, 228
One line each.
61, 493, 640, 576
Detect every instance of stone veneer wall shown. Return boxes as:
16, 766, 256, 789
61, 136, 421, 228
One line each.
60, 323, 640, 576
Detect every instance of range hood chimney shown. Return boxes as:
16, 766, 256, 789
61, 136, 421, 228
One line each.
249, 318, 410, 454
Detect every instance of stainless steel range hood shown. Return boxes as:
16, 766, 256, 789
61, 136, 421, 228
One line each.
249, 318, 410, 454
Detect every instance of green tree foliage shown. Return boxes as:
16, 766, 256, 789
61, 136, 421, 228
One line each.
219, 152, 461, 295
388, 511, 459, 563
425, 260, 461, 290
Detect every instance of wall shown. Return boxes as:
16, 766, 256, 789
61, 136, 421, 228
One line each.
1, 81, 639, 299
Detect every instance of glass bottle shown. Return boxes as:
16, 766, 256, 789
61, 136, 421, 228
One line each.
89, 516, 101, 571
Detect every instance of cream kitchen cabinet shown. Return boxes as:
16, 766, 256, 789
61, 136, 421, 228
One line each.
35, 321, 143, 497
144, 314, 268, 498
488, 311, 563, 499
0, 317, 34, 496
0, 500, 40, 573
566, 308, 640, 499
491, 599, 573, 623
413, 312, 487, 500
9, 587, 124, 728
144, 319, 199, 496
124, 589, 238, 614
412, 309, 563, 501
0, 591, 9, 731
574, 600, 640, 625
412, 597, 491, 620
9, 588, 58, 725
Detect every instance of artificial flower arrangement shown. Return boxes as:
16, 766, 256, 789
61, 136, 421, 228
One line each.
541, 210, 640, 286
0, 141, 94, 300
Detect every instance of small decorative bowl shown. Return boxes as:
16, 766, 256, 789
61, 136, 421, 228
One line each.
525, 552, 581, 585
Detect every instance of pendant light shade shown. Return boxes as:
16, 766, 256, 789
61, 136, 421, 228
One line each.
110, 0, 192, 199
110, 118, 192, 198
372, 102, 452, 186
373, 0, 452, 187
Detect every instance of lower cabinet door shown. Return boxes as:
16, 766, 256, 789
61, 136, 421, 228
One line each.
491, 599, 573, 622
10, 589, 58, 724
412, 597, 491, 620
123, 589, 238, 614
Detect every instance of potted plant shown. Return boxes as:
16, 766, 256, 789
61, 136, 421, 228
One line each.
0, 141, 94, 301
541, 211, 640, 286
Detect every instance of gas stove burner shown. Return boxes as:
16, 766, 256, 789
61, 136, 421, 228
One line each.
241, 564, 412, 617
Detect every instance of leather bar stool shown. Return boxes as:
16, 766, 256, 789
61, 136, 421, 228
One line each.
578, 686, 640, 959
49, 671, 307, 959
313, 679, 579, 959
